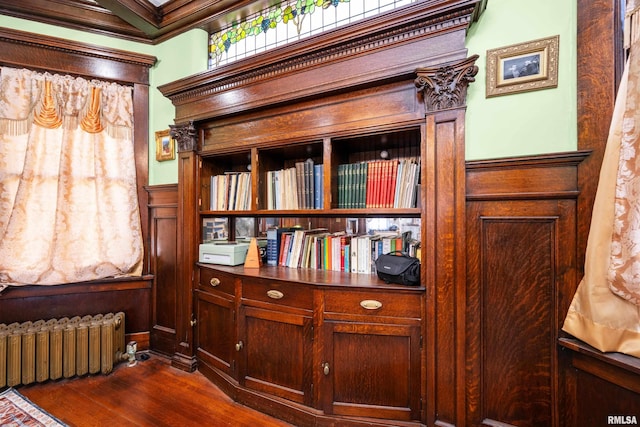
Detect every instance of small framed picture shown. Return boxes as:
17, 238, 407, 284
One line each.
486, 35, 559, 97
155, 129, 175, 162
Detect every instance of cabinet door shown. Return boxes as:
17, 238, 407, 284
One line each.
195, 290, 236, 378
320, 321, 421, 422
238, 305, 313, 406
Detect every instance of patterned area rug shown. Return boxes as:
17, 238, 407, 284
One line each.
0, 388, 67, 426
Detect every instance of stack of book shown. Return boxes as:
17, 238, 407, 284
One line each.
337, 158, 420, 209
266, 227, 420, 274
210, 172, 252, 211
266, 160, 323, 210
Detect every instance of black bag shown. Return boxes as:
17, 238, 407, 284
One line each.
375, 251, 421, 286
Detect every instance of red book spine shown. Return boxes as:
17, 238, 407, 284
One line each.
366, 161, 375, 208
382, 160, 390, 208
374, 161, 382, 208
279, 233, 291, 266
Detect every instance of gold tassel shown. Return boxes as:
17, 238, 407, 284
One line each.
80, 86, 104, 134
33, 80, 62, 129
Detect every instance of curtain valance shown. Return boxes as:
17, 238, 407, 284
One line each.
0, 67, 133, 139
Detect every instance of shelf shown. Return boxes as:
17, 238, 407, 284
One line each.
198, 263, 425, 291
199, 208, 422, 217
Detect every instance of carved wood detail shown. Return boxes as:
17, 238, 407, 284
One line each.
170, 121, 198, 152
415, 55, 479, 112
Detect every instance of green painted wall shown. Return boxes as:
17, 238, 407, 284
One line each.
0, 0, 577, 183
148, 30, 208, 185
465, 0, 577, 160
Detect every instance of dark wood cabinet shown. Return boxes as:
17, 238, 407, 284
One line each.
238, 279, 314, 406
320, 289, 422, 421
194, 268, 237, 379
196, 264, 423, 424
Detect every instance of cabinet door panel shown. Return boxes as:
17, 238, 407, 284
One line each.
322, 322, 421, 421
240, 305, 313, 406
195, 290, 235, 377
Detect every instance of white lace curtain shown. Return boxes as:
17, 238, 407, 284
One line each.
562, 1, 640, 356
0, 67, 143, 290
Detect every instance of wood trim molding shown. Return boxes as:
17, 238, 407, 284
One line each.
466, 151, 591, 201
159, 0, 486, 124
0, 27, 156, 82
560, 338, 640, 394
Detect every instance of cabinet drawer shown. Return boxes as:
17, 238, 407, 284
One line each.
198, 267, 236, 296
242, 279, 313, 311
324, 290, 421, 319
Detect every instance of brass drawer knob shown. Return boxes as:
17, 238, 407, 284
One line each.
210, 277, 221, 287
360, 299, 383, 310
267, 290, 284, 300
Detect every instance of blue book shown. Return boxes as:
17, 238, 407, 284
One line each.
266, 228, 278, 266
314, 164, 324, 209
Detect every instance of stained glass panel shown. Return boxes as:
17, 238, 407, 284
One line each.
209, 0, 417, 68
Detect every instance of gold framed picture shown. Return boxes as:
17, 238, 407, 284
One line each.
155, 129, 175, 161
486, 35, 559, 98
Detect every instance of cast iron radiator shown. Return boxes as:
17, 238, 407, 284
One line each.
0, 312, 126, 387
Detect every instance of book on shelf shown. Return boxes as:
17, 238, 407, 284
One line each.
295, 162, 305, 210
267, 163, 323, 210
314, 164, 323, 209
279, 232, 294, 266
209, 171, 251, 211
266, 226, 303, 267
304, 158, 314, 210
337, 158, 420, 209
266, 228, 278, 266
267, 225, 420, 276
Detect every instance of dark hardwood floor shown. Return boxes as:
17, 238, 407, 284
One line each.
18, 353, 293, 427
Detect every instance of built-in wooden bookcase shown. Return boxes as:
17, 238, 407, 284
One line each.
198, 127, 423, 254
160, 1, 486, 425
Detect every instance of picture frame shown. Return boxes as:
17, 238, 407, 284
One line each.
486, 35, 559, 97
155, 129, 175, 161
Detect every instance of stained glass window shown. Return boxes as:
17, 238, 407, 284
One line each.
209, 0, 418, 68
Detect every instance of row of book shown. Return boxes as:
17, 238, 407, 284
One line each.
337, 158, 420, 209
209, 157, 418, 211
266, 227, 420, 274
266, 160, 324, 210
210, 172, 252, 211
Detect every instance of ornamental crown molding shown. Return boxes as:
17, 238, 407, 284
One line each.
159, 1, 484, 106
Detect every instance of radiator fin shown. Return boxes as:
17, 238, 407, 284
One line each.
0, 312, 126, 387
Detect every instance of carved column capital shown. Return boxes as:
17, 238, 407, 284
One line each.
169, 121, 197, 152
415, 55, 479, 113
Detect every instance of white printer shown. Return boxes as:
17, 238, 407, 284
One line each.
199, 242, 249, 266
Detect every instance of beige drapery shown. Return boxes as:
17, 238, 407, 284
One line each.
0, 67, 143, 290
562, 2, 640, 356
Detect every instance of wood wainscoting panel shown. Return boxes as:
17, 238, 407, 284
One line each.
147, 184, 179, 357
466, 152, 584, 427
